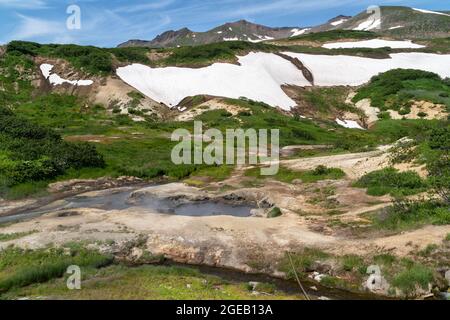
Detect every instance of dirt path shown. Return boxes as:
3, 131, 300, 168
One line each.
281, 146, 391, 179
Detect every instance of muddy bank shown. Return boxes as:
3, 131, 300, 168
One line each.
0, 176, 148, 219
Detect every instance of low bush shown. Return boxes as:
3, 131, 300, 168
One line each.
354, 167, 427, 196
372, 199, 450, 230
267, 207, 282, 218
353, 69, 450, 111
0, 106, 104, 195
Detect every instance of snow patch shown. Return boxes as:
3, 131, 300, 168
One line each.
322, 39, 425, 49
291, 28, 310, 37
223, 37, 239, 41
412, 8, 450, 17
389, 25, 404, 30
331, 19, 348, 26
247, 38, 262, 43
336, 119, 365, 130
354, 18, 381, 31
283, 52, 450, 86
116, 52, 311, 111
40, 64, 93, 87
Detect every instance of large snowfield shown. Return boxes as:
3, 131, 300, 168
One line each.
116, 52, 310, 110
322, 39, 425, 49
116, 52, 450, 110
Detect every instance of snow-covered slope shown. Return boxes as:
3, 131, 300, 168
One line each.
117, 52, 450, 110
322, 39, 425, 49
283, 52, 450, 86
116, 52, 310, 110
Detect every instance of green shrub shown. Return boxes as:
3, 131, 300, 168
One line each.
372, 199, 449, 230
353, 69, 449, 111
6, 41, 41, 56
417, 112, 428, 118
0, 106, 104, 193
267, 207, 282, 218
354, 167, 427, 196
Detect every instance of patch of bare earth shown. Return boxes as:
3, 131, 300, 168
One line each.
175, 98, 249, 121
389, 100, 449, 120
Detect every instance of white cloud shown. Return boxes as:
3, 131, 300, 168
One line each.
12, 14, 65, 40
114, 0, 175, 13
0, 0, 47, 9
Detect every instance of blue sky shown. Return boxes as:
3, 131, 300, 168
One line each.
0, 0, 447, 47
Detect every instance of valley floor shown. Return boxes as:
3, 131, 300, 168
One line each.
1, 147, 449, 300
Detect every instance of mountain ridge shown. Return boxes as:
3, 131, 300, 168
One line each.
118, 6, 450, 48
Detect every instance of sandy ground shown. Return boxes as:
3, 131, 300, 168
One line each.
175, 98, 248, 121
389, 101, 448, 120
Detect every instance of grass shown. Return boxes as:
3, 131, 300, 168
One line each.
418, 244, 439, 257
446, 233, 450, 242
279, 248, 330, 277
300, 87, 362, 116
0, 231, 37, 242
354, 167, 427, 197
245, 165, 345, 184
373, 254, 397, 267
340, 255, 366, 274
288, 30, 376, 42
391, 264, 434, 297
0, 248, 299, 300
191, 165, 234, 181
0, 247, 113, 293
0, 181, 49, 200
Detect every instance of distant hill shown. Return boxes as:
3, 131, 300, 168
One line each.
118, 6, 450, 48
118, 20, 303, 48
